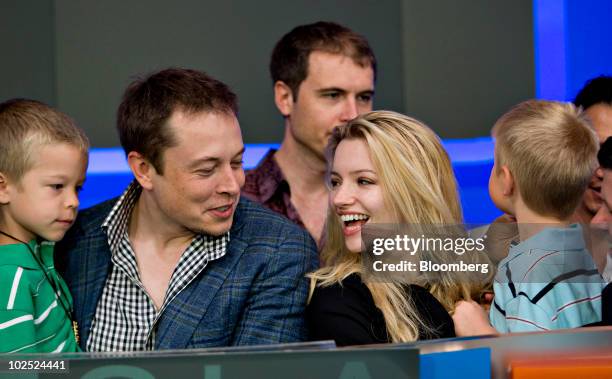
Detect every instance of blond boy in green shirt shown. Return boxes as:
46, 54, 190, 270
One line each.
0, 99, 88, 353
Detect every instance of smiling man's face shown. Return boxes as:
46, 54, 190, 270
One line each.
148, 109, 245, 236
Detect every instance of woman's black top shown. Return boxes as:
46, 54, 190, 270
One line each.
306, 273, 455, 346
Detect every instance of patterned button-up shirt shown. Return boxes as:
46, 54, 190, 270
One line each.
242, 149, 305, 229
87, 181, 229, 351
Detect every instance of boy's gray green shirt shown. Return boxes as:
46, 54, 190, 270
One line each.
0, 240, 79, 353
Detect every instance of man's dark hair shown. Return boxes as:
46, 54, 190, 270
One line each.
573, 75, 612, 110
598, 136, 612, 170
117, 68, 237, 174
269, 21, 376, 100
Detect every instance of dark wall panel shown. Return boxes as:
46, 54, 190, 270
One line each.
0, 0, 56, 105
401, 0, 534, 138
54, 0, 403, 146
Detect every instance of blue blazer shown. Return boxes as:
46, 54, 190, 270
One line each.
55, 196, 318, 350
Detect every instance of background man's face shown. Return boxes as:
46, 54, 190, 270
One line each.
286, 51, 375, 160
592, 169, 612, 236
586, 104, 612, 143
150, 110, 245, 236
583, 104, 612, 215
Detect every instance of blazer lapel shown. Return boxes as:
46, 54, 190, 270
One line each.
155, 236, 247, 349
155, 200, 249, 349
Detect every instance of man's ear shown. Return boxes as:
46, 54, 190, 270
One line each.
274, 81, 295, 117
500, 165, 515, 197
0, 172, 10, 204
127, 152, 156, 190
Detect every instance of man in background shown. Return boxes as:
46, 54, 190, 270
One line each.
573, 75, 612, 223
590, 137, 612, 324
243, 22, 376, 245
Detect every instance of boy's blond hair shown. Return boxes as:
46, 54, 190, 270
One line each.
494, 99, 598, 219
0, 99, 89, 181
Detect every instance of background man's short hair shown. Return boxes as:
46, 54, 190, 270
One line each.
494, 100, 598, 219
573, 75, 612, 110
269, 21, 376, 99
116, 67, 238, 174
598, 136, 612, 170
0, 98, 89, 181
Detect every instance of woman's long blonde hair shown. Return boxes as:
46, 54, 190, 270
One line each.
309, 110, 492, 343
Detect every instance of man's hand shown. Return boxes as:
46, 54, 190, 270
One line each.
479, 291, 494, 312
484, 214, 518, 264
452, 300, 498, 337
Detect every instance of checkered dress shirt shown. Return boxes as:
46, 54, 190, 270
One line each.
86, 182, 229, 351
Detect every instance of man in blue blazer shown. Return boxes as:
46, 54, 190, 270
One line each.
56, 68, 318, 351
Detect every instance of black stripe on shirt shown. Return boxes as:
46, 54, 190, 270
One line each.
507, 268, 601, 305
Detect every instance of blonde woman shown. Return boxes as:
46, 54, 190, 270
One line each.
306, 110, 492, 346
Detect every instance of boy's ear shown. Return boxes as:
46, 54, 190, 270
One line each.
500, 165, 515, 197
127, 152, 156, 190
274, 81, 295, 117
0, 172, 10, 204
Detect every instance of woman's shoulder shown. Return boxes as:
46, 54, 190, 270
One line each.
307, 273, 388, 345
307, 273, 386, 323
309, 273, 374, 306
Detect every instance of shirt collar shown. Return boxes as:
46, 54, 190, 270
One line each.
101, 180, 230, 258
101, 180, 141, 254
253, 149, 290, 203
0, 240, 54, 269
509, 224, 586, 256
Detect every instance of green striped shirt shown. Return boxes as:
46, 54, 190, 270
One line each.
0, 240, 79, 353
